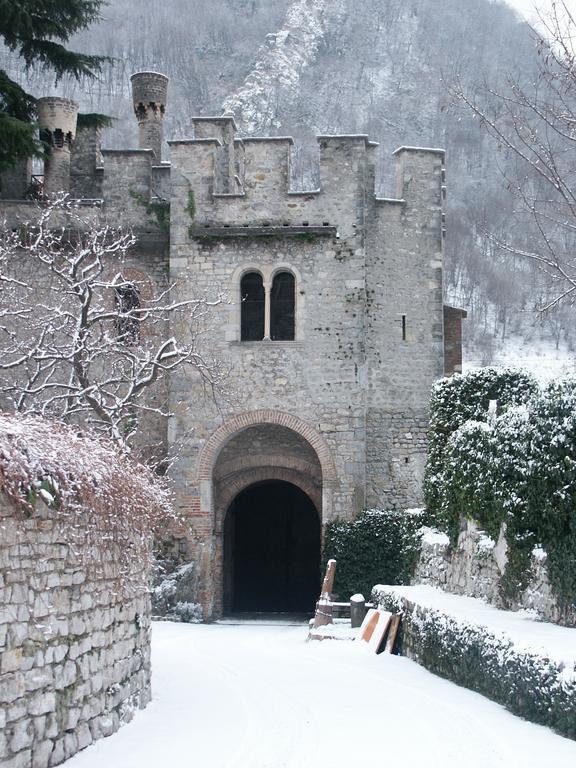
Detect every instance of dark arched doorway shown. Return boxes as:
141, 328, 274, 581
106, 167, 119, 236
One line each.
224, 481, 321, 613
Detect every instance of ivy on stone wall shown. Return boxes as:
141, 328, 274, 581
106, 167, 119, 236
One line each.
424, 367, 538, 529
322, 509, 425, 600
128, 187, 170, 234
426, 368, 576, 613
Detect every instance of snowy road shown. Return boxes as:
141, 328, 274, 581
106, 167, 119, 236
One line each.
66, 621, 576, 768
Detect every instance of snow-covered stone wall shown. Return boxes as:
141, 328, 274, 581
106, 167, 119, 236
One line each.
373, 584, 576, 740
414, 519, 576, 626
0, 493, 152, 767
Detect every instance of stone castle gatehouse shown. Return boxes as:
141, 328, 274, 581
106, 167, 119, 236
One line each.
0, 72, 465, 620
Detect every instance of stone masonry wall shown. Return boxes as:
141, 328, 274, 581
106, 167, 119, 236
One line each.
365, 148, 445, 510
414, 519, 576, 627
366, 411, 429, 509
0, 494, 152, 768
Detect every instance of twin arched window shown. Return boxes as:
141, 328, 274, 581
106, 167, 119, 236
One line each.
240, 271, 295, 341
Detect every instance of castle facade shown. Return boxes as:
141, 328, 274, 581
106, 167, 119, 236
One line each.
0, 73, 464, 619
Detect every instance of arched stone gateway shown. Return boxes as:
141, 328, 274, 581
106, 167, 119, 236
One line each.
197, 409, 337, 488
223, 480, 321, 613
199, 411, 334, 617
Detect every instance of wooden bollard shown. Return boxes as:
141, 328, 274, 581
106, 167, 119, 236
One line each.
312, 559, 337, 628
350, 593, 366, 628
320, 558, 337, 596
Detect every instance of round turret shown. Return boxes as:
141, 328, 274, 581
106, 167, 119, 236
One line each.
37, 97, 79, 194
130, 72, 169, 163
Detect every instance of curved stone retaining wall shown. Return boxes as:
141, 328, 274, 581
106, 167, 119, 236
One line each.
0, 494, 151, 767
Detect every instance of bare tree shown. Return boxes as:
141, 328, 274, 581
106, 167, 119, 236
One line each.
0, 195, 225, 450
452, 1, 576, 311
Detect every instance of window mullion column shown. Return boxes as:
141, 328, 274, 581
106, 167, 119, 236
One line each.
263, 280, 271, 340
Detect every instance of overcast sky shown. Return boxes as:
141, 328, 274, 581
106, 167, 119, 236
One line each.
505, 0, 575, 24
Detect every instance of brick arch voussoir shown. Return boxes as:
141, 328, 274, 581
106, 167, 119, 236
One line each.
197, 409, 336, 484
214, 467, 322, 533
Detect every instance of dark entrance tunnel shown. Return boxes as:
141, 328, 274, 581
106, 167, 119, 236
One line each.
224, 481, 321, 613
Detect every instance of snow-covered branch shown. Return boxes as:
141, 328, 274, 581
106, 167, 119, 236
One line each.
0, 196, 227, 455
451, 0, 576, 310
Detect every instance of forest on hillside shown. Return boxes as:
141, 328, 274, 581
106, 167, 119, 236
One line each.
1, 0, 574, 367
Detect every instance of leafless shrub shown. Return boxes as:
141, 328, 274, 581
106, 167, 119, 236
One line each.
0, 412, 182, 595
0, 195, 227, 454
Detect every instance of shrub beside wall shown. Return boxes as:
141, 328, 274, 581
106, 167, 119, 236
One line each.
374, 587, 576, 740
423, 366, 537, 533
322, 509, 425, 599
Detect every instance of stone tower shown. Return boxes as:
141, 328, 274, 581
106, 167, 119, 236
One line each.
167, 121, 451, 618
130, 71, 169, 163
37, 97, 79, 195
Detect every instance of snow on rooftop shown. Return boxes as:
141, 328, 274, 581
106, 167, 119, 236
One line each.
393, 145, 446, 155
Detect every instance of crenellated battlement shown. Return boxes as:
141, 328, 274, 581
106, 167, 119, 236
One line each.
0, 70, 446, 241
168, 120, 444, 243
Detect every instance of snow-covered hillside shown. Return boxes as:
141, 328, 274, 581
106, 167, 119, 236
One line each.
464, 334, 576, 384
222, 0, 347, 133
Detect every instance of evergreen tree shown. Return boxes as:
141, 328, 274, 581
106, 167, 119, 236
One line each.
0, 0, 108, 173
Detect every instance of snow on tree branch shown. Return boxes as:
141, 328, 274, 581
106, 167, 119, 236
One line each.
0, 195, 227, 452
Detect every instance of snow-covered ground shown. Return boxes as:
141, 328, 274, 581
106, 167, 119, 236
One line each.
65, 620, 576, 767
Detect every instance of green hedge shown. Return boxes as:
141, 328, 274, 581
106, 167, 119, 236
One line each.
322, 509, 425, 600
374, 588, 576, 740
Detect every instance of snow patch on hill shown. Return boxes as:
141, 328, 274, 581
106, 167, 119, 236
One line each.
464, 333, 576, 384
222, 0, 347, 133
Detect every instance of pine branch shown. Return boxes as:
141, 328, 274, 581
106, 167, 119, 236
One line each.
0, 112, 43, 174
0, 0, 106, 44
17, 39, 110, 80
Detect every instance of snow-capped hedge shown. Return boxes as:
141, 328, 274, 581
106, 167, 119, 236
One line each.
322, 508, 425, 599
424, 369, 576, 616
374, 585, 576, 740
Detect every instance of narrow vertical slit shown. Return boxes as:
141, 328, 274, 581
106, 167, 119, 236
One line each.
402, 314, 407, 341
